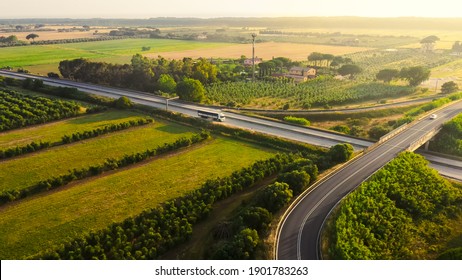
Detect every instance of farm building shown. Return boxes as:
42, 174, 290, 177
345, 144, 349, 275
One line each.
244, 57, 263, 67
281, 66, 317, 83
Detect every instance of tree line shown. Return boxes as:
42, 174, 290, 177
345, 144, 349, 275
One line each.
207, 157, 319, 259
376, 66, 431, 86
58, 55, 218, 99
0, 131, 210, 206
36, 153, 295, 259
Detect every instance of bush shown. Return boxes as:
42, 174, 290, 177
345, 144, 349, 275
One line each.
328, 143, 354, 164
283, 116, 310, 126
330, 124, 350, 134
257, 182, 293, 213
114, 96, 134, 109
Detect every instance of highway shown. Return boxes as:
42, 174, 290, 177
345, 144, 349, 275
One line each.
2, 70, 461, 260
0, 70, 372, 150
276, 100, 462, 260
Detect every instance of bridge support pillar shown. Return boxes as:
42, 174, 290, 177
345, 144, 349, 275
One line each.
424, 141, 430, 151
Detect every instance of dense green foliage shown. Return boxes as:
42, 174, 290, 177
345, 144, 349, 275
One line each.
176, 78, 205, 102
114, 96, 134, 109
441, 81, 459, 94
429, 113, 462, 156
58, 55, 218, 92
327, 143, 354, 164
0, 141, 50, 159
0, 131, 210, 205
0, 90, 81, 131
329, 152, 462, 259
283, 116, 310, 126
208, 156, 319, 259
36, 153, 294, 259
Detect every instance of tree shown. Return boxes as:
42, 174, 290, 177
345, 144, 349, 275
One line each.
176, 78, 205, 102
338, 64, 362, 78
452, 41, 462, 55
368, 125, 390, 140
156, 74, 176, 93
277, 170, 310, 195
130, 54, 155, 91
376, 69, 399, 83
240, 207, 272, 232
440, 81, 459, 94
231, 228, 260, 259
25, 33, 39, 42
192, 58, 218, 84
114, 96, 133, 109
257, 182, 293, 213
420, 35, 440, 52
328, 143, 354, 163
399, 66, 430, 87
307, 52, 324, 67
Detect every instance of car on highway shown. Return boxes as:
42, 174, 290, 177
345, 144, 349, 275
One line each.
430, 114, 437, 119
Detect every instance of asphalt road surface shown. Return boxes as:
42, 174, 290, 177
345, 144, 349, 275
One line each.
277, 100, 462, 259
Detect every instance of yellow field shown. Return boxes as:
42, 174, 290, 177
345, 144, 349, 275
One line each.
148, 42, 371, 61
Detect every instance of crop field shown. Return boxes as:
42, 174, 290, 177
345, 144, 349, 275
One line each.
0, 137, 274, 259
0, 110, 144, 149
0, 39, 370, 75
146, 42, 371, 61
0, 39, 232, 74
0, 120, 198, 193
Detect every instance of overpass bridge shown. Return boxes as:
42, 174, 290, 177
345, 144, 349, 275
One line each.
277, 99, 462, 260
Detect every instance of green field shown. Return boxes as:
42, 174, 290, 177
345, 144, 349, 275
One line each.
0, 110, 144, 149
0, 121, 197, 193
0, 137, 274, 259
0, 38, 232, 74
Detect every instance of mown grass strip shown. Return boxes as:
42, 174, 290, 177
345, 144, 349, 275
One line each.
0, 137, 275, 259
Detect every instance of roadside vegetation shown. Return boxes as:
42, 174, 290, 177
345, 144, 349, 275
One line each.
326, 152, 462, 259
429, 112, 462, 157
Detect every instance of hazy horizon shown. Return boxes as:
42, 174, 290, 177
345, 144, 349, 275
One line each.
2, 0, 462, 19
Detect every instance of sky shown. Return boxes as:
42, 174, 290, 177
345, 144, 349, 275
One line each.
2, 0, 462, 19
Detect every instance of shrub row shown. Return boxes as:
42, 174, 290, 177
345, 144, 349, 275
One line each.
0, 141, 50, 160
394, 91, 462, 127
61, 118, 153, 144
207, 157, 318, 259
29, 36, 127, 45
0, 118, 152, 160
35, 153, 294, 259
0, 131, 210, 206
283, 116, 311, 126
